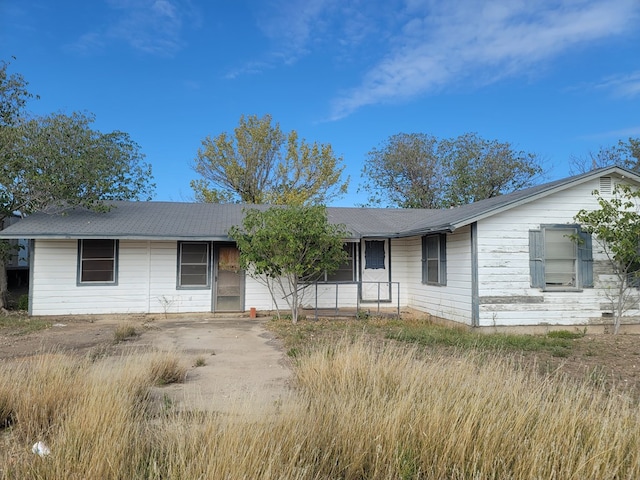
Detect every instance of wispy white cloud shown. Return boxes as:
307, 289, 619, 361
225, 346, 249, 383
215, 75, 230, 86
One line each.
69, 0, 200, 56
329, 0, 640, 120
228, 0, 398, 77
583, 125, 640, 140
255, 0, 333, 63
594, 71, 640, 98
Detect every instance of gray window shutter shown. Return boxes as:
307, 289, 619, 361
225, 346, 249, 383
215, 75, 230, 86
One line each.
577, 230, 594, 288
439, 233, 447, 286
529, 230, 544, 288
421, 236, 427, 283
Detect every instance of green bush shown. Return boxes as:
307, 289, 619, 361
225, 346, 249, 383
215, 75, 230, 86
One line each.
17, 294, 28, 311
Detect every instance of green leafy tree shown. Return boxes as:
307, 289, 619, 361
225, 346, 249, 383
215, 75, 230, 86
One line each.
229, 205, 348, 323
360, 133, 445, 208
569, 137, 640, 174
575, 184, 640, 334
360, 132, 544, 208
0, 59, 155, 308
6, 111, 154, 214
191, 114, 349, 205
439, 133, 543, 206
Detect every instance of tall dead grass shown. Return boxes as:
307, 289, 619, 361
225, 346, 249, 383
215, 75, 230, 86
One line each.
1, 338, 639, 479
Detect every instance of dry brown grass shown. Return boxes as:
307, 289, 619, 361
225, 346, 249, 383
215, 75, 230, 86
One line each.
148, 350, 187, 385
1, 337, 639, 479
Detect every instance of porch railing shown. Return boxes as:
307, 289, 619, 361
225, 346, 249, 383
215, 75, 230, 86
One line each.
311, 281, 400, 320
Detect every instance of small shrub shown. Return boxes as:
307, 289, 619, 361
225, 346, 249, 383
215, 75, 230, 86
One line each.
547, 330, 584, 340
114, 323, 137, 343
17, 294, 28, 311
149, 353, 187, 385
550, 346, 571, 358
193, 356, 206, 367
0, 391, 14, 429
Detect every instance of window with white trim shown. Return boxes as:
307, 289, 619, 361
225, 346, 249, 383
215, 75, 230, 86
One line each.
178, 242, 210, 288
78, 239, 118, 284
529, 225, 593, 289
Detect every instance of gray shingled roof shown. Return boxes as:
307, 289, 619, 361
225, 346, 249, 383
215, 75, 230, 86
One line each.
2, 166, 638, 240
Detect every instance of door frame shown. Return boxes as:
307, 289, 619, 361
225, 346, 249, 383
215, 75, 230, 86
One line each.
212, 242, 245, 312
360, 238, 392, 302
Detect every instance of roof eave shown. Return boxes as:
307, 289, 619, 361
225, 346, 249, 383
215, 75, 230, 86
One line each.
0, 234, 235, 241
449, 166, 640, 230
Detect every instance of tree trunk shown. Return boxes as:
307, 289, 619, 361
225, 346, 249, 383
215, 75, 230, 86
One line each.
614, 280, 625, 335
290, 276, 299, 324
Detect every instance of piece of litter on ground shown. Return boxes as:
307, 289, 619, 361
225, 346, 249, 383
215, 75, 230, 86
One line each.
52, 323, 67, 327
32, 441, 51, 457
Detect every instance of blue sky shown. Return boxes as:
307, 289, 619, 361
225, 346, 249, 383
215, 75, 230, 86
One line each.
1, 0, 639, 206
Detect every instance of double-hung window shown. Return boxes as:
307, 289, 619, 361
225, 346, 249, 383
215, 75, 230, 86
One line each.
529, 225, 593, 289
78, 239, 118, 284
326, 243, 356, 282
422, 234, 447, 285
178, 242, 210, 288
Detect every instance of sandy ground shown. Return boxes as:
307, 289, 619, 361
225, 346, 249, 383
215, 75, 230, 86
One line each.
0, 314, 294, 415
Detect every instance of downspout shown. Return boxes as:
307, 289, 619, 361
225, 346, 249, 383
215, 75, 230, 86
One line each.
471, 222, 479, 327
146, 241, 151, 312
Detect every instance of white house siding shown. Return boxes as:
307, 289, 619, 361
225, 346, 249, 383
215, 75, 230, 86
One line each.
31, 240, 214, 316
389, 238, 411, 308
32, 239, 148, 315
243, 276, 271, 310
400, 229, 474, 325
243, 276, 361, 312
475, 176, 639, 327
147, 241, 212, 314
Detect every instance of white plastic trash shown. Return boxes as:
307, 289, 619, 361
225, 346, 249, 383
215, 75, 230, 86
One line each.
32, 441, 51, 457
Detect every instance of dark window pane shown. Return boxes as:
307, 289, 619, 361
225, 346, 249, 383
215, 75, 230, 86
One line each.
179, 242, 209, 286
181, 273, 207, 286
424, 235, 441, 284
327, 244, 354, 282
365, 241, 385, 269
83, 239, 115, 259
181, 243, 208, 263
427, 259, 439, 283
80, 240, 116, 283
81, 259, 114, 282
182, 264, 207, 276
328, 268, 354, 282
426, 236, 439, 257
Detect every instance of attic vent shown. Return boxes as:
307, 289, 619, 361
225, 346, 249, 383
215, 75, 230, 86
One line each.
599, 176, 612, 194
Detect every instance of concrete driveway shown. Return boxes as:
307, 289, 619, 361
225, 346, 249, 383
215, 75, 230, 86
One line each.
131, 316, 294, 415
0, 314, 294, 415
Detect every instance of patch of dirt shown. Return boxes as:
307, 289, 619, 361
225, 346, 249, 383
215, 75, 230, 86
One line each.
527, 333, 640, 398
2, 313, 640, 408
0, 314, 294, 415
